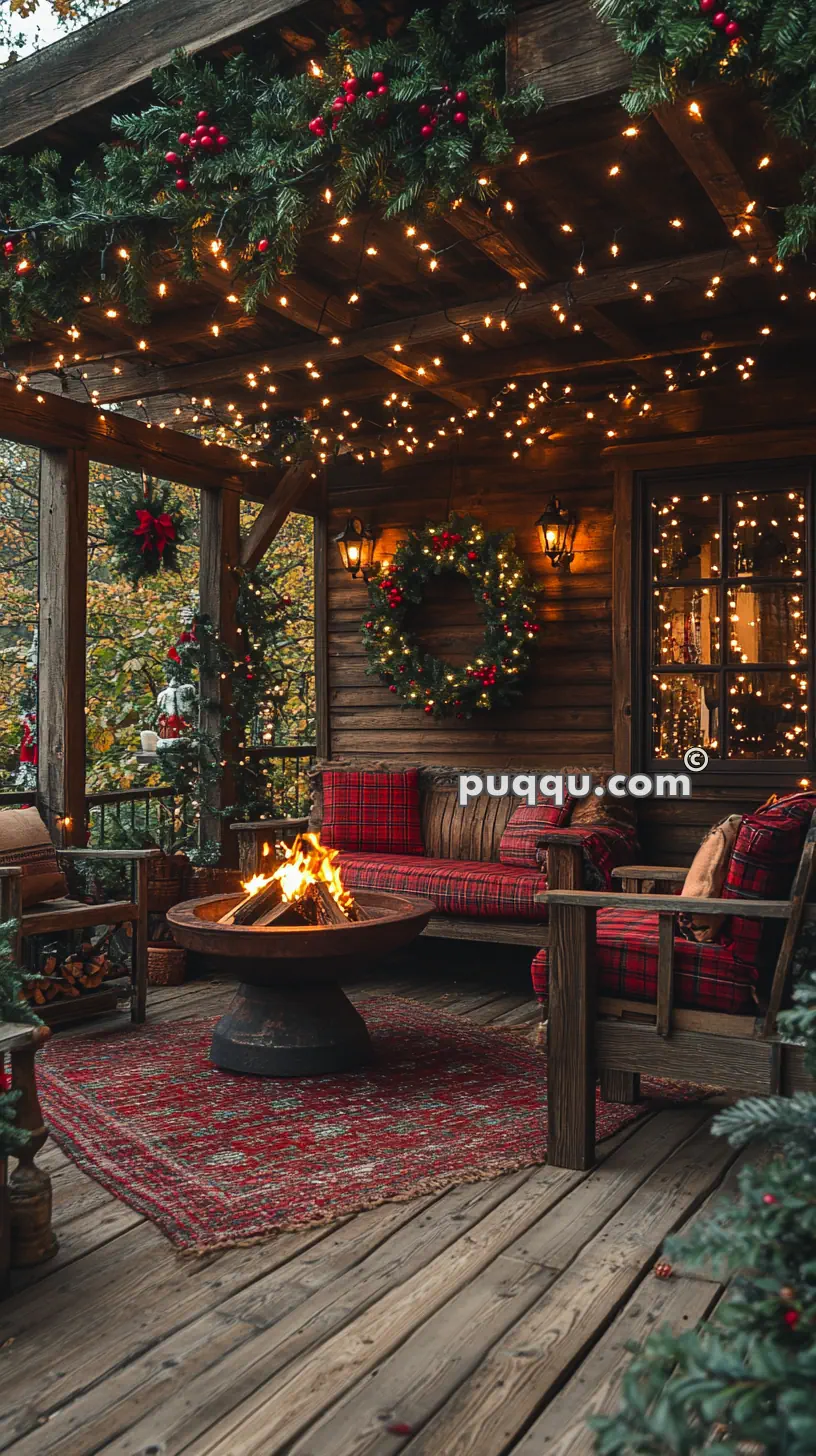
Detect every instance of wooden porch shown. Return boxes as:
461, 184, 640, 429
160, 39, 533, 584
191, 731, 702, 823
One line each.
0, 956, 742, 1456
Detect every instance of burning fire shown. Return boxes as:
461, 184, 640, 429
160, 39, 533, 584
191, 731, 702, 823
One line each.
241, 833, 354, 915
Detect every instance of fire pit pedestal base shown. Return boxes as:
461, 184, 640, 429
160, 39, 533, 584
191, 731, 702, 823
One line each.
167, 888, 435, 1080
211, 975, 373, 1077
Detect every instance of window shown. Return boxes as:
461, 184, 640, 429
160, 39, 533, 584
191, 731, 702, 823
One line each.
642, 468, 812, 766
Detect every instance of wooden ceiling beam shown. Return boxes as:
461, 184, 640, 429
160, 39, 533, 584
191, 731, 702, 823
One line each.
655, 102, 778, 256
0, 0, 307, 150
240, 457, 318, 570
507, 0, 629, 107
65, 248, 748, 404
0, 380, 280, 499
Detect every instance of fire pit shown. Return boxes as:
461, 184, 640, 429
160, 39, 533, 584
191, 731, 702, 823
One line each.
166, 835, 433, 1076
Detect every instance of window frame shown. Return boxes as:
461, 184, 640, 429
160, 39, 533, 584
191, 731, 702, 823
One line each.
632, 462, 815, 778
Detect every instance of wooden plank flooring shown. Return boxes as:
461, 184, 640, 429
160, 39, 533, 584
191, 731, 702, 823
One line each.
0, 957, 741, 1455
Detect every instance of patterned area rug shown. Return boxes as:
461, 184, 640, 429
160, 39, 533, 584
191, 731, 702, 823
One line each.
38, 996, 691, 1252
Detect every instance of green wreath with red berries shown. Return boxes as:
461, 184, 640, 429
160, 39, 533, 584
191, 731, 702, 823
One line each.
361, 515, 540, 719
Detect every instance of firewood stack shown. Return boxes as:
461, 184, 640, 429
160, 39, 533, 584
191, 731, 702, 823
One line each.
26, 927, 119, 1005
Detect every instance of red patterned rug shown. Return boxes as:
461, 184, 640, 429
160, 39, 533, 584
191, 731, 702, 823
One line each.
38, 996, 693, 1251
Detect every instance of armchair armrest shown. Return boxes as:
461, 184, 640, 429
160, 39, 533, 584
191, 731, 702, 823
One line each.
0, 866, 22, 878
538, 888, 796, 918
536, 829, 598, 848
58, 848, 163, 860
611, 865, 687, 885
229, 818, 309, 834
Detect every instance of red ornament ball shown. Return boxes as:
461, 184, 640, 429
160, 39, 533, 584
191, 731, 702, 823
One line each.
165, 151, 179, 165
178, 132, 191, 146
343, 76, 359, 92
420, 125, 435, 141
365, 621, 373, 629
217, 134, 229, 148
467, 549, 478, 561
195, 124, 209, 138
308, 117, 327, 136
424, 705, 433, 714
376, 84, 389, 96
332, 97, 346, 114
712, 11, 729, 27
3, 240, 14, 255
199, 135, 214, 149
725, 19, 740, 36
699, 0, 716, 10
188, 139, 198, 151
418, 103, 432, 118
453, 111, 468, 126
257, 239, 270, 253
208, 124, 219, 137
763, 1193, 778, 1205
389, 685, 398, 693
455, 90, 469, 104
371, 70, 386, 84
196, 110, 209, 122
654, 1261, 673, 1280
175, 177, 191, 191
784, 1309, 800, 1328
344, 92, 357, 105
365, 90, 377, 100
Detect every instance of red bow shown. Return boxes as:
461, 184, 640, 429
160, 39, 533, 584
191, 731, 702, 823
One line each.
19, 718, 37, 765
134, 508, 176, 557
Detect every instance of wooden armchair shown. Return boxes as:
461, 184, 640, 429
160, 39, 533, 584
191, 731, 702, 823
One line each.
1, 849, 160, 1025
538, 815, 816, 1170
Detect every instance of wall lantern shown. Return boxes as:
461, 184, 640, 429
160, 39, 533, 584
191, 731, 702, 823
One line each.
334, 516, 379, 580
536, 495, 577, 571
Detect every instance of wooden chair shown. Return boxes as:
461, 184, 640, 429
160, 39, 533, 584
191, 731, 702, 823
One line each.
538, 815, 816, 1170
1, 849, 160, 1026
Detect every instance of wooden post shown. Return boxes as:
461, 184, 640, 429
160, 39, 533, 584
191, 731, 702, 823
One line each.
314, 475, 330, 762
199, 487, 241, 868
37, 448, 89, 847
547, 845, 597, 1170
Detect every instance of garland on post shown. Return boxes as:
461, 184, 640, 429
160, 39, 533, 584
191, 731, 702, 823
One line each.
0, 0, 541, 342
594, 0, 816, 256
103, 474, 187, 586
361, 515, 539, 718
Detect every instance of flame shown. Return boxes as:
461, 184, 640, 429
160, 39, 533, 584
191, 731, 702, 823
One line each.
240, 833, 353, 913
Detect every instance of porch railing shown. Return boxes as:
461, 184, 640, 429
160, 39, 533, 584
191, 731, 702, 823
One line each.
2, 746, 317, 846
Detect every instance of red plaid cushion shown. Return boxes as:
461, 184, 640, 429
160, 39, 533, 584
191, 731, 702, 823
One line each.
499, 795, 573, 867
531, 906, 758, 1015
722, 792, 816, 965
340, 853, 548, 921
322, 770, 424, 855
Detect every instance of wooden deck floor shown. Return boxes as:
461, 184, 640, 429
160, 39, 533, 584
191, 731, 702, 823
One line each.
0, 956, 743, 1456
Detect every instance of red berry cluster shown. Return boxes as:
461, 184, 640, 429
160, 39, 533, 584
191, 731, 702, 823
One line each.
430, 528, 463, 550
379, 574, 404, 609
418, 86, 470, 142
468, 663, 497, 687
699, 0, 740, 39
309, 71, 390, 138
523, 618, 540, 634
166, 110, 230, 193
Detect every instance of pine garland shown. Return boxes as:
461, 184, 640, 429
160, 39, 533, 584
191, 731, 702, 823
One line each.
0, 0, 541, 344
103, 474, 187, 586
594, 0, 816, 256
361, 514, 539, 718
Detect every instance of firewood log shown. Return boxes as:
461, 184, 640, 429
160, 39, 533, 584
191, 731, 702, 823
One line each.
312, 881, 350, 924
254, 899, 309, 927
222, 879, 283, 925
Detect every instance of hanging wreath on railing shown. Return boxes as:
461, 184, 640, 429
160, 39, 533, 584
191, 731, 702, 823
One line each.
103, 473, 188, 586
361, 514, 540, 719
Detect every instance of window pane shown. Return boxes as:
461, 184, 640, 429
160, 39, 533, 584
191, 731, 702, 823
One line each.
652, 493, 720, 581
653, 586, 720, 665
727, 671, 809, 758
727, 489, 806, 578
726, 584, 807, 665
652, 673, 721, 759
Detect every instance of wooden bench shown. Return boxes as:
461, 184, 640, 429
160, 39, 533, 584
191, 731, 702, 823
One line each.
539, 815, 816, 1170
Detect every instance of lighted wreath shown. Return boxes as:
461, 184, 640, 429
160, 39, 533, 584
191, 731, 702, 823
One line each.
361, 515, 540, 719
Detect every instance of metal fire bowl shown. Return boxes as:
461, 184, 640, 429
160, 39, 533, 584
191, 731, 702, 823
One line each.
166, 889, 434, 1078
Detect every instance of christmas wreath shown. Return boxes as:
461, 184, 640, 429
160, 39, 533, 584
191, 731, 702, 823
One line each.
361, 515, 539, 719
103, 474, 187, 586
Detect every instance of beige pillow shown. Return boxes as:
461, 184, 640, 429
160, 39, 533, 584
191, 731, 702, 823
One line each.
0, 806, 67, 908
679, 813, 742, 942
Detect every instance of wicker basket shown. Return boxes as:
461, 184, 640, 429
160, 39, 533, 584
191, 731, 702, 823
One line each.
185, 866, 245, 900
146, 944, 187, 986
146, 853, 188, 914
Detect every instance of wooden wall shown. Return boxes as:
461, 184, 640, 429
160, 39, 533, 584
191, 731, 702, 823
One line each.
326, 439, 615, 771
324, 422, 816, 865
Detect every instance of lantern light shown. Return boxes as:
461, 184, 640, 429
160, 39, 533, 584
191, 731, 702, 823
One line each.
334, 516, 379, 580
535, 495, 578, 570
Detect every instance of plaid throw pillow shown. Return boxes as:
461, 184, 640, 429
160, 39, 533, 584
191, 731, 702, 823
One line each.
0, 806, 66, 908
499, 796, 573, 868
722, 792, 816, 966
321, 770, 424, 855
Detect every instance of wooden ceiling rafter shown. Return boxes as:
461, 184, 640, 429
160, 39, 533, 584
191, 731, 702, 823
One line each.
654, 102, 778, 258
